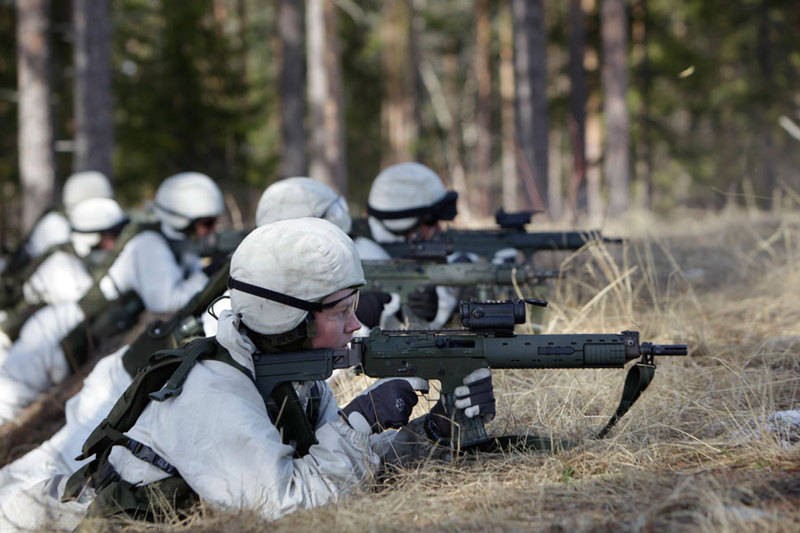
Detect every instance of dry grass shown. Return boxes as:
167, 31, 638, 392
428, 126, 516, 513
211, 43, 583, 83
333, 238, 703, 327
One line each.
77, 209, 800, 531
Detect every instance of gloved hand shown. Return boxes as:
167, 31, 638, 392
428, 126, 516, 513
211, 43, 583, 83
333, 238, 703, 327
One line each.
355, 290, 392, 329
202, 252, 229, 276
341, 377, 428, 434
407, 284, 438, 322
427, 368, 496, 439
491, 247, 521, 265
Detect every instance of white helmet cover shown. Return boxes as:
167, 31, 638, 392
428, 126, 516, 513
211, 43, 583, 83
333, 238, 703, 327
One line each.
367, 162, 456, 233
229, 218, 365, 335
69, 197, 128, 257
62, 171, 113, 213
255, 177, 352, 233
154, 172, 224, 234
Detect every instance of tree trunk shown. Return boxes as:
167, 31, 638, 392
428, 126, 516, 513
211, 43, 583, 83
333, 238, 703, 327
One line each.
632, 0, 651, 210
511, 0, 548, 212
16, 0, 56, 231
498, 1, 520, 213
548, 129, 563, 220
381, 0, 417, 165
472, 0, 492, 219
278, 0, 307, 178
586, 96, 603, 225
567, 0, 588, 221
442, 54, 471, 223
757, 0, 776, 209
307, 0, 346, 193
601, 0, 631, 217
73, 0, 114, 178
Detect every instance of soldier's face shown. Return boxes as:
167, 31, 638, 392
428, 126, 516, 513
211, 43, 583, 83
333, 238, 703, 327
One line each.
311, 289, 362, 349
406, 221, 440, 241
191, 217, 218, 238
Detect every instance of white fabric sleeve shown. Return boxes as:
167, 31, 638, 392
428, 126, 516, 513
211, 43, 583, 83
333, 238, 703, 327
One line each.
63, 346, 132, 429
109, 360, 379, 520
0, 346, 133, 509
0, 473, 88, 532
102, 231, 208, 313
22, 251, 93, 305
0, 303, 84, 424
25, 212, 71, 258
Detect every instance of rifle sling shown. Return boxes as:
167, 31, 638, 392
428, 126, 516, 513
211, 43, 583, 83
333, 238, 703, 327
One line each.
596, 362, 656, 439
461, 434, 579, 454
266, 382, 320, 457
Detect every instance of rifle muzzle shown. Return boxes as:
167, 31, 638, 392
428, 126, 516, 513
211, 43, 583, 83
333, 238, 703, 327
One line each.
640, 343, 689, 356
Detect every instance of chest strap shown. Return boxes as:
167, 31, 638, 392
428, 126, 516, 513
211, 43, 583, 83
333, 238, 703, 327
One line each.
123, 437, 179, 476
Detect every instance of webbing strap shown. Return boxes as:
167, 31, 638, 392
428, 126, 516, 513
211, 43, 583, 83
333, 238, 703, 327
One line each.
597, 363, 656, 438
123, 437, 179, 476
149, 339, 220, 402
227, 277, 325, 313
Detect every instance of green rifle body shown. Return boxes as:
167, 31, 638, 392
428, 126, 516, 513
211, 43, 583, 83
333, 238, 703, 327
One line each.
362, 260, 557, 299
251, 326, 687, 449
377, 229, 622, 261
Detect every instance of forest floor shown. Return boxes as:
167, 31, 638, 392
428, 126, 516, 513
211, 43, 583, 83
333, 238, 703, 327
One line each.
70, 208, 800, 531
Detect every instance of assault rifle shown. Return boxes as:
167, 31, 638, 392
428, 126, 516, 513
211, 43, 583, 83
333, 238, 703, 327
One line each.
251, 299, 688, 450
378, 229, 623, 262
362, 260, 560, 300
350, 211, 622, 261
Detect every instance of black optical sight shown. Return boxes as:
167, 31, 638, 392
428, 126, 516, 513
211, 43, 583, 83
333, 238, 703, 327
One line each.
459, 298, 547, 334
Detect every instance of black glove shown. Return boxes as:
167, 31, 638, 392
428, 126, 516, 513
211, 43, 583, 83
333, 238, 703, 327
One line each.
202, 252, 230, 276
407, 284, 438, 322
355, 291, 392, 329
427, 368, 496, 439
341, 378, 422, 434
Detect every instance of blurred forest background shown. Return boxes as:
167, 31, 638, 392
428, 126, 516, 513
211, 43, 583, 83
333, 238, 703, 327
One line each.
2, 0, 800, 246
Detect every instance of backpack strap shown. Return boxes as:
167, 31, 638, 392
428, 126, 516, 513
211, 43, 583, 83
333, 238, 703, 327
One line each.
64, 336, 322, 512
63, 337, 223, 504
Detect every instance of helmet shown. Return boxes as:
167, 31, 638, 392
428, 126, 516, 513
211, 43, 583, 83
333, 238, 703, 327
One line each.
367, 162, 457, 235
69, 198, 128, 257
229, 218, 365, 335
62, 171, 113, 213
154, 172, 224, 238
255, 177, 352, 233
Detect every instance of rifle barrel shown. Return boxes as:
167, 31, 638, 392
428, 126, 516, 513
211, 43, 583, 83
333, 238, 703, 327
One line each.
641, 343, 689, 356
